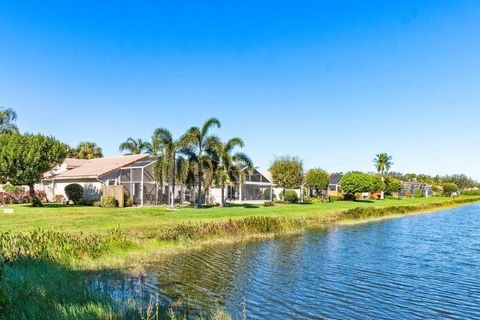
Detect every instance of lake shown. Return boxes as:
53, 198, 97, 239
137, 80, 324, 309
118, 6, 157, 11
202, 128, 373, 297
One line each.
102, 204, 480, 319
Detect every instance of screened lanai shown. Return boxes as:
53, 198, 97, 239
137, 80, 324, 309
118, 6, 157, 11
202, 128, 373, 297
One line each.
119, 156, 159, 206
226, 168, 273, 202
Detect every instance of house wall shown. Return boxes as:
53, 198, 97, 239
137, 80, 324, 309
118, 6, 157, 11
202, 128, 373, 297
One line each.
42, 178, 103, 201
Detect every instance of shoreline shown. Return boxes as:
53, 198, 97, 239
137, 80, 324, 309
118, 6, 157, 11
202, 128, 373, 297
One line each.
81, 197, 480, 271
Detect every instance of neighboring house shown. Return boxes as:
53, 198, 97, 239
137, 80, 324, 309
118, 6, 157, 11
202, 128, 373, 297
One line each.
210, 168, 274, 204
400, 182, 433, 198
40, 154, 157, 205
328, 174, 343, 196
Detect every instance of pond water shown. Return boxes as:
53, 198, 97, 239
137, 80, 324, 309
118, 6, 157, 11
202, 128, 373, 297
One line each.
101, 204, 480, 319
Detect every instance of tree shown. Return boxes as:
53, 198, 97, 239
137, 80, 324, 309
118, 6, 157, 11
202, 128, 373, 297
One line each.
305, 168, 329, 197
339, 172, 374, 200
443, 183, 459, 197
0, 107, 18, 134
119, 138, 153, 155
269, 156, 304, 199
212, 138, 253, 206
183, 118, 222, 207
441, 174, 477, 191
384, 176, 402, 194
65, 183, 84, 204
74, 142, 103, 159
373, 153, 393, 200
370, 175, 386, 193
152, 128, 190, 208
0, 133, 67, 206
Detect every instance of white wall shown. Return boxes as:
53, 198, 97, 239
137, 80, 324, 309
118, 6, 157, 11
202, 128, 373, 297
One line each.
42, 179, 102, 201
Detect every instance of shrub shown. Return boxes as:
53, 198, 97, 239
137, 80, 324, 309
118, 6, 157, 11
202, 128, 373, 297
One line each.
461, 190, 480, 196
264, 201, 274, 207
124, 190, 133, 207
339, 172, 374, 199
53, 194, 65, 204
64, 184, 84, 204
303, 196, 314, 204
100, 196, 118, 208
443, 183, 459, 197
414, 189, 423, 198
281, 190, 299, 203
2, 183, 24, 192
77, 198, 94, 206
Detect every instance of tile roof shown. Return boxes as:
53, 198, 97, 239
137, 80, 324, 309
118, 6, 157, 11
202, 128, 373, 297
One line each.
51, 154, 149, 180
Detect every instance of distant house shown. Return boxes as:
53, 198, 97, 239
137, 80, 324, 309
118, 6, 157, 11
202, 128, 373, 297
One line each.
40, 154, 161, 205
400, 182, 433, 198
328, 174, 343, 196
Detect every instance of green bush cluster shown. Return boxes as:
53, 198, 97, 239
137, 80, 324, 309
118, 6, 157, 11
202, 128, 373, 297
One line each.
264, 201, 274, 207
281, 190, 299, 203
99, 196, 118, 208
64, 184, 84, 204
2, 183, 24, 192
461, 190, 480, 196
414, 189, 423, 198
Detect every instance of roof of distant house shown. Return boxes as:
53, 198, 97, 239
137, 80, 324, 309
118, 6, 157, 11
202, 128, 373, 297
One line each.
329, 174, 343, 185
47, 154, 149, 180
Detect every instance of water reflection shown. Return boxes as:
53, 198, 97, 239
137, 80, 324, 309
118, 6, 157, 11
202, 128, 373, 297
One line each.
96, 204, 480, 319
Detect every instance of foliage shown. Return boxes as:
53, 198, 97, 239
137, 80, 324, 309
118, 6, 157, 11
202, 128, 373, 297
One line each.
370, 175, 386, 192
461, 190, 480, 196
339, 172, 374, 196
442, 174, 477, 191
70, 141, 103, 159
414, 189, 423, 198
99, 196, 118, 208
64, 184, 84, 204
269, 156, 304, 192
53, 194, 65, 204
264, 201, 274, 207
384, 176, 402, 194
119, 137, 152, 155
443, 183, 459, 196
0, 191, 46, 205
2, 182, 24, 192
77, 198, 95, 206
302, 196, 315, 204
0, 133, 67, 206
0, 106, 18, 134
281, 190, 299, 203
373, 153, 393, 174
305, 168, 329, 195
124, 190, 133, 207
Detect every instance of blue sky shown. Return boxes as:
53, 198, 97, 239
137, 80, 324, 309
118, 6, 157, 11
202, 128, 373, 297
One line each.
1, 1, 480, 178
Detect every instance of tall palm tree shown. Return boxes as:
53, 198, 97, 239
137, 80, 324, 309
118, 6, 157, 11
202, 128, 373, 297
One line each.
212, 138, 253, 206
152, 128, 190, 208
176, 156, 190, 205
0, 107, 18, 134
119, 138, 153, 155
373, 153, 393, 200
183, 118, 222, 207
76, 142, 103, 159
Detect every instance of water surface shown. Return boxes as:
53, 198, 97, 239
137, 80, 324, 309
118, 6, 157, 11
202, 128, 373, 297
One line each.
102, 204, 480, 319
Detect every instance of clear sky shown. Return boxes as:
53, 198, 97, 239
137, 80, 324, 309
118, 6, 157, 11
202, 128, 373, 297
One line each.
1, 1, 479, 178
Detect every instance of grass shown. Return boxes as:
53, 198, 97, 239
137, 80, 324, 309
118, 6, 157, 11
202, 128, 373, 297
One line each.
1, 196, 479, 319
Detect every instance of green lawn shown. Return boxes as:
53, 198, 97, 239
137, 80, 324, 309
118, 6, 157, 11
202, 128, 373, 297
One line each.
0, 197, 470, 235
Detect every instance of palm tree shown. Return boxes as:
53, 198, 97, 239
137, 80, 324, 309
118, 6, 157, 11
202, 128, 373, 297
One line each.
373, 153, 393, 200
0, 107, 18, 134
75, 142, 103, 159
152, 128, 190, 208
176, 156, 191, 205
183, 118, 222, 207
212, 138, 253, 206
119, 138, 153, 155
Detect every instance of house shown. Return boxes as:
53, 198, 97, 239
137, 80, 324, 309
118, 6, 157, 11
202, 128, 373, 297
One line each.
400, 182, 433, 198
328, 174, 342, 196
40, 154, 163, 205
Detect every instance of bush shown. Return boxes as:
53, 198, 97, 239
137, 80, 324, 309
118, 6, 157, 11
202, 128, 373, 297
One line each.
124, 190, 133, 207
303, 196, 314, 204
100, 196, 118, 208
264, 201, 274, 207
2, 183, 24, 192
443, 183, 459, 197
77, 198, 94, 206
339, 172, 374, 199
52, 194, 65, 204
64, 184, 84, 204
414, 189, 423, 198
281, 190, 299, 203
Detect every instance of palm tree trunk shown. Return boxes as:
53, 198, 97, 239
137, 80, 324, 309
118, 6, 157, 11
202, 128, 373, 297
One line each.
197, 168, 203, 208
171, 152, 176, 208
221, 181, 225, 206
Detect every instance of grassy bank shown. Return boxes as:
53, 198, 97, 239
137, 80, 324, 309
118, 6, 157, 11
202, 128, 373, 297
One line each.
1, 196, 479, 319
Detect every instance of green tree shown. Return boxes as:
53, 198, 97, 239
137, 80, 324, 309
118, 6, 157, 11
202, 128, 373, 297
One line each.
269, 156, 304, 199
212, 138, 253, 206
370, 175, 386, 193
0, 107, 18, 134
443, 183, 459, 197
373, 153, 393, 199
0, 133, 67, 206
74, 142, 103, 159
384, 176, 402, 194
119, 138, 153, 155
339, 172, 374, 200
305, 168, 329, 197
152, 128, 190, 208
183, 118, 222, 207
